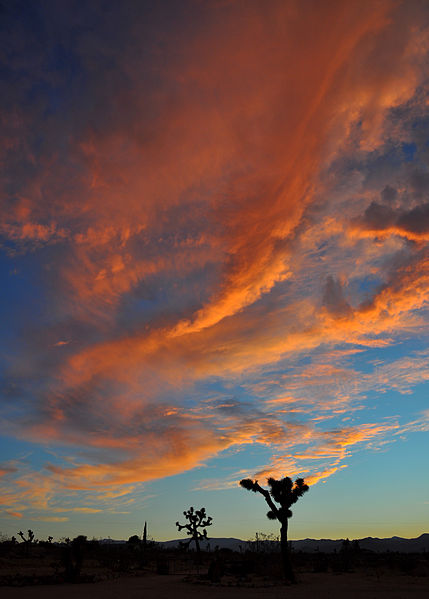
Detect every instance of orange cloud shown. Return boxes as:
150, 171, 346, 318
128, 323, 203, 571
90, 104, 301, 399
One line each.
305, 465, 348, 486
252, 421, 398, 483
3, 511, 23, 519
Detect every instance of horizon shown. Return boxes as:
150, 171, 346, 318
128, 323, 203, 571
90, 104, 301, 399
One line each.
92, 532, 429, 542
1, 0, 429, 544
3, 530, 428, 544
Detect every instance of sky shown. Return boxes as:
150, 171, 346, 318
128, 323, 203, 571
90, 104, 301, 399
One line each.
0, 0, 429, 543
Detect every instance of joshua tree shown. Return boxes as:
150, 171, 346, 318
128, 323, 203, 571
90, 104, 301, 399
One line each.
176, 506, 212, 556
18, 529, 35, 544
62, 536, 86, 581
18, 529, 36, 554
240, 476, 309, 583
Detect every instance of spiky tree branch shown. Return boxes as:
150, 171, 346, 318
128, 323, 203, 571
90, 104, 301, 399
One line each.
240, 478, 280, 519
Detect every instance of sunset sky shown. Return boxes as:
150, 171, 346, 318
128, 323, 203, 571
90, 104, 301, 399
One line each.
1, 0, 429, 543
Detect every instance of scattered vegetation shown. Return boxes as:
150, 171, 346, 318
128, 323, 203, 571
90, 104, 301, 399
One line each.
0, 528, 428, 588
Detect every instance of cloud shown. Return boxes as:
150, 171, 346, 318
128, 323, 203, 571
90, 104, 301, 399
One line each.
2, 510, 23, 519
354, 200, 429, 241
397, 408, 429, 434
0, 0, 429, 516
252, 421, 399, 483
322, 276, 352, 317
0, 466, 18, 477
31, 516, 69, 523
53, 340, 70, 347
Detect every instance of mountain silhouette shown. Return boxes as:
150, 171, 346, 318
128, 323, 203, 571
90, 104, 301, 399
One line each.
157, 533, 429, 553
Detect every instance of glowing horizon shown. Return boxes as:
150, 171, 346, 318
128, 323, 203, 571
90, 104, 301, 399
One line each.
0, 0, 428, 542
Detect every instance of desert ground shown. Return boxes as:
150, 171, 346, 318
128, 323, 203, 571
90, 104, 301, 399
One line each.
2, 572, 429, 599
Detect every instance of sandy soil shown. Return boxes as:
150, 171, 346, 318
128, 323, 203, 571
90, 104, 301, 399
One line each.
2, 572, 429, 599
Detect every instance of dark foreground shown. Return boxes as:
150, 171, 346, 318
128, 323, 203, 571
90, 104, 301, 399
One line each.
2, 572, 429, 599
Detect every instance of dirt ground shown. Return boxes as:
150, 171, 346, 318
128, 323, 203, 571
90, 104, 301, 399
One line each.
2, 572, 429, 599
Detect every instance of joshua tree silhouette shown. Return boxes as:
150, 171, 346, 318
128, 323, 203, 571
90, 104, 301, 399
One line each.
18, 529, 35, 544
176, 506, 212, 556
240, 476, 309, 583
18, 530, 35, 555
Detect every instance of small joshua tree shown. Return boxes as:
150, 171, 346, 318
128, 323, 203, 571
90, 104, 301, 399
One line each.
18, 529, 36, 555
240, 476, 309, 583
176, 506, 212, 556
18, 529, 35, 544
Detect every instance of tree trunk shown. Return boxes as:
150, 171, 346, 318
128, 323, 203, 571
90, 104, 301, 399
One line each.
193, 530, 202, 570
280, 520, 295, 583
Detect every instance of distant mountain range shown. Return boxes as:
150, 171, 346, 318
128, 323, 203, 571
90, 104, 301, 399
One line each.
154, 533, 429, 553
